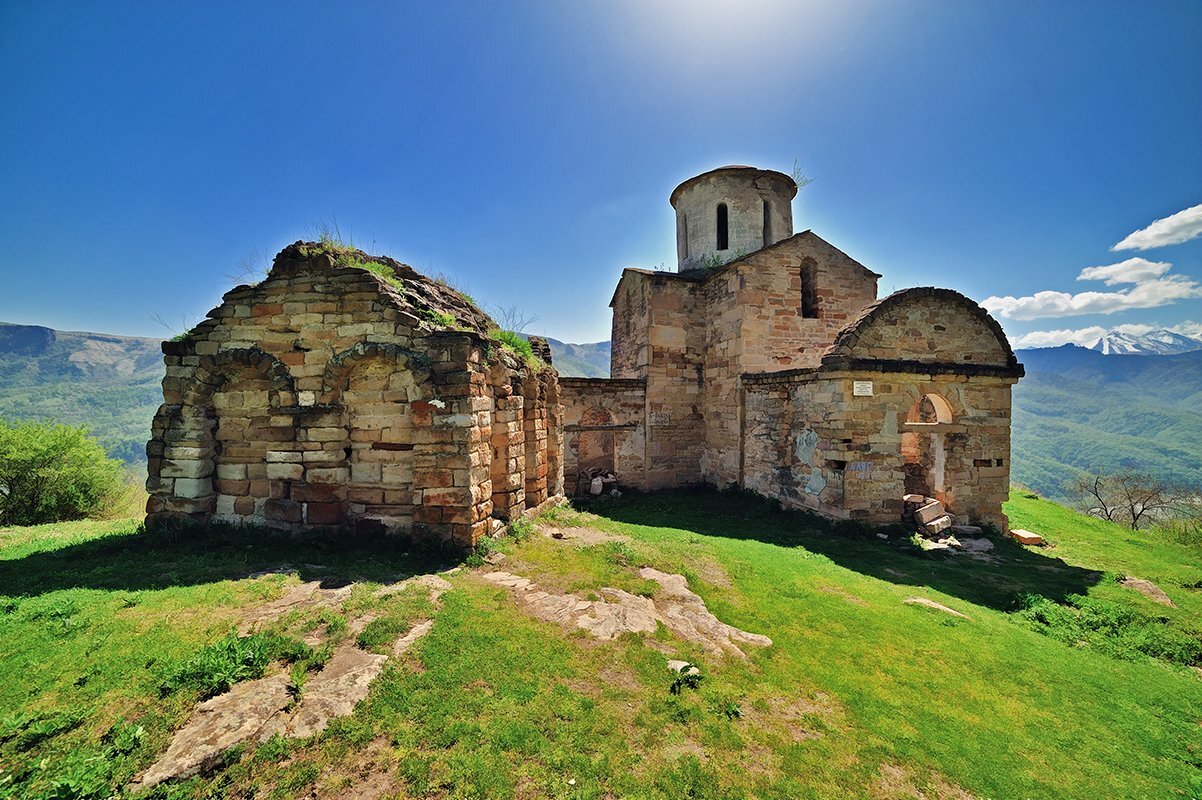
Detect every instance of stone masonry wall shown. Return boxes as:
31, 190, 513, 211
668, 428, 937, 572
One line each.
742, 371, 1015, 528
146, 243, 561, 547
643, 275, 706, 488
740, 288, 1021, 528
560, 377, 646, 495
610, 273, 651, 379
696, 233, 880, 488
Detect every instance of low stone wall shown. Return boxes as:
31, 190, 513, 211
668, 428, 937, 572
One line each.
560, 377, 647, 494
741, 369, 1015, 528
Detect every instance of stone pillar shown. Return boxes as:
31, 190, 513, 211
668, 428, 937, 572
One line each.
413, 334, 493, 547
523, 371, 549, 507
490, 367, 526, 520
545, 375, 564, 498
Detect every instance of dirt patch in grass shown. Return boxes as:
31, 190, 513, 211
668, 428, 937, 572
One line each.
870, 761, 976, 799
817, 583, 868, 606
1119, 576, 1175, 607
539, 524, 627, 546
745, 691, 848, 743
316, 737, 401, 799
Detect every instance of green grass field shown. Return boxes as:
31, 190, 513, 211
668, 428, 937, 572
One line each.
1, 490, 1200, 799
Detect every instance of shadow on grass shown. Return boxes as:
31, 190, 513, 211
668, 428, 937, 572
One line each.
578, 487, 1103, 612
0, 522, 461, 598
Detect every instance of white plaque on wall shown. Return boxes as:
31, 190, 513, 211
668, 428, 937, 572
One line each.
852, 380, 874, 397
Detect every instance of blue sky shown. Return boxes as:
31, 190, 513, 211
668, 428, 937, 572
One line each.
1, 0, 1200, 347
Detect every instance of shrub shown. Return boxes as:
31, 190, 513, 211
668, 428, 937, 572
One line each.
0, 419, 126, 526
1014, 592, 1202, 667
160, 630, 312, 699
508, 516, 535, 542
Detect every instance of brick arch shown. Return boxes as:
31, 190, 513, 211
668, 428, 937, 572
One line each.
820, 287, 1022, 376
323, 344, 433, 533
319, 342, 431, 405
182, 348, 296, 409
154, 348, 299, 527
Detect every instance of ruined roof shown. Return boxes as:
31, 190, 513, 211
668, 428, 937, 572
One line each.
669, 165, 798, 207
820, 287, 1024, 378
271, 241, 499, 336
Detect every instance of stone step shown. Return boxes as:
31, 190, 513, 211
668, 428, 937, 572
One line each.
1010, 529, 1043, 546
914, 500, 947, 526
921, 514, 955, 535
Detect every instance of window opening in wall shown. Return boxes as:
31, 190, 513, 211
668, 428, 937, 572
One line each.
682, 213, 689, 259
716, 203, 729, 251
762, 200, 772, 245
800, 263, 818, 318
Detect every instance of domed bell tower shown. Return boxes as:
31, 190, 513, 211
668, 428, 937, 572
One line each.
670, 165, 797, 272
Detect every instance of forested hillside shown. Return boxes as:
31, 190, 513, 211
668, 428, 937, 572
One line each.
543, 337, 609, 378
0, 323, 162, 463
1011, 346, 1202, 500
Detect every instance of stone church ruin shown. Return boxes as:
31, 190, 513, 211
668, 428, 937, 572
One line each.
146, 164, 1022, 542
145, 242, 560, 546
560, 165, 1023, 530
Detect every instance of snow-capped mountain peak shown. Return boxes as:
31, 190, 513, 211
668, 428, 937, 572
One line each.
1090, 329, 1202, 355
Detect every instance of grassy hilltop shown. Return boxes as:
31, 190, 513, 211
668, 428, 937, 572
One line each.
1, 490, 1199, 799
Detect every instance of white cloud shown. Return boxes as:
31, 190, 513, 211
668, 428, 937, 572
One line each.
1113, 322, 1156, 336
1011, 326, 1107, 349
1076, 257, 1171, 285
982, 275, 1202, 320
1009, 320, 1202, 349
1169, 320, 1202, 339
1113, 203, 1202, 251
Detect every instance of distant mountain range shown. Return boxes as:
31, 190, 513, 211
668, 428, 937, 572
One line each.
1089, 328, 1202, 356
1011, 345, 1202, 500
542, 337, 610, 378
4, 321, 1200, 504
0, 322, 164, 463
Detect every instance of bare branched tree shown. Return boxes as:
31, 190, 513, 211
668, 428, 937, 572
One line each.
1071, 472, 1192, 530
791, 158, 816, 190
149, 311, 197, 340
224, 248, 269, 285
487, 303, 540, 334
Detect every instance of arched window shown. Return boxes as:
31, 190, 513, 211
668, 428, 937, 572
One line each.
800, 262, 818, 319
716, 203, 729, 251
762, 200, 772, 245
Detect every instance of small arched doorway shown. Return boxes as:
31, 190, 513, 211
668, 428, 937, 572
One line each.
577, 406, 615, 481
900, 393, 953, 503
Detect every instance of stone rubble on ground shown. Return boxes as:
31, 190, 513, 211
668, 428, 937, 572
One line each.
1009, 529, 1043, 546
479, 567, 771, 657
903, 597, 971, 619
903, 494, 996, 557
1119, 576, 1175, 607
666, 659, 700, 676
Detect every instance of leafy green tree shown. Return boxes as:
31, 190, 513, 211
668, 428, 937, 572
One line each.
0, 419, 126, 526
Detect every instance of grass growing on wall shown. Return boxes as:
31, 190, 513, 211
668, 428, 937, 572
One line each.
489, 328, 544, 371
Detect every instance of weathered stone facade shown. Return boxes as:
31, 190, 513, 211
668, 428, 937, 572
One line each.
563, 165, 1023, 528
145, 243, 562, 546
